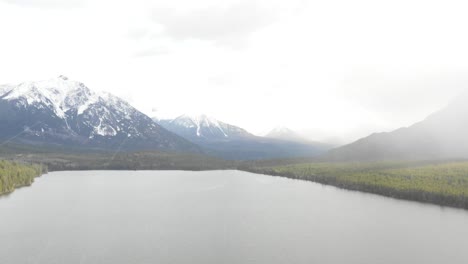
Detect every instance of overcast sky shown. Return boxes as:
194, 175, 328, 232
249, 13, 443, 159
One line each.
0, 0, 467, 144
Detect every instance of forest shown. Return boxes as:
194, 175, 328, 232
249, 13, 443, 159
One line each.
0, 160, 45, 195
247, 160, 468, 209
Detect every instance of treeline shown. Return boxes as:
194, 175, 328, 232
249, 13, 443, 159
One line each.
11, 151, 235, 172
248, 161, 468, 210
0, 160, 46, 195
0, 143, 235, 172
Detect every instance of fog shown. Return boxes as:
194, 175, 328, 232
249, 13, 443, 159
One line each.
325, 90, 468, 161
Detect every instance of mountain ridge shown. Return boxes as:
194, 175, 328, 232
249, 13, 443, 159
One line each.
156, 114, 331, 160
0, 76, 199, 152
156, 114, 254, 142
325, 92, 468, 161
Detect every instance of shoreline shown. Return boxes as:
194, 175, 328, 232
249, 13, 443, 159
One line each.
0, 161, 45, 197
243, 167, 468, 210
4, 163, 468, 210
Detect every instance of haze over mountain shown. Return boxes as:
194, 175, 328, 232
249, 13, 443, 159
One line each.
156, 115, 331, 160
266, 126, 310, 143
0, 76, 198, 152
326, 92, 468, 161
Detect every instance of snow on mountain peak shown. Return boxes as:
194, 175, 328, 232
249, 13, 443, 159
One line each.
156, 114, 255, 143
3, 76, 101, 118
178, 114, 221, 126
0, 84, 13, 97
266, 126, 310, 143
1, 75, 172, 142
0, 77, 199, 152
172, 114, 228, 137
268, 126, 294, 135
0, 76, 145, 139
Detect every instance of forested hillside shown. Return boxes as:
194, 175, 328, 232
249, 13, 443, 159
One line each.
248, 161, 468, 209
0, 160, 45, 195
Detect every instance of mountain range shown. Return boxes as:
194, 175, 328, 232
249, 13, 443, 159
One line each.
155, 115, 331, 160
0, 76, 198, 152
0, 76, 329, 160
3, 75, 466, 163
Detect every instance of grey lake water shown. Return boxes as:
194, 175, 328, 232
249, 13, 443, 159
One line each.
0, 170, 467, 264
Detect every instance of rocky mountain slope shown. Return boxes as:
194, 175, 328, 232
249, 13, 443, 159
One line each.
0, 76, 198, 152
157, 114, 253, 142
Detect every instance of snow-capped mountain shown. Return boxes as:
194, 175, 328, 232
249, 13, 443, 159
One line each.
156, 114, 253, 142
155, 114, 330, 160
0, 84, 13, 96
265, 126, 308, 143
0, 76, 198, 152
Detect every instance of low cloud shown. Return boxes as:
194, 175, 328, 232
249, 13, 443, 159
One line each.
125, 0, 304, 54
150, 1, 276, 43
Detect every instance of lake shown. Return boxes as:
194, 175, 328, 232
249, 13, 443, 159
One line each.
0, 170, 467, 264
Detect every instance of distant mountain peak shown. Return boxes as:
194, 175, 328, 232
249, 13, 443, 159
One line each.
267, 126, 295, 136
266, 126, 307, 143
171, 114, 227, 137
155, 114, 253, 141
155, 115, 330, 160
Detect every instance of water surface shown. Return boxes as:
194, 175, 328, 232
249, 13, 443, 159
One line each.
0, 170, 467, 264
